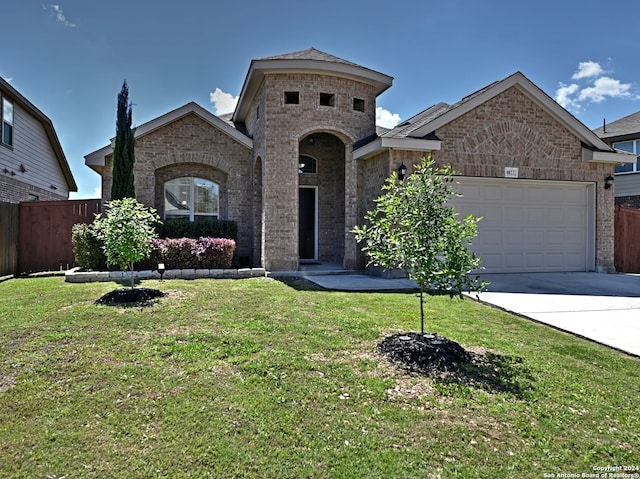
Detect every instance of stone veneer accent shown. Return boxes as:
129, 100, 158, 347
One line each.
0, 175, 67, 203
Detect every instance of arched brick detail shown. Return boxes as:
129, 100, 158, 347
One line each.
460, 120, 559, 161
151, 152, 232, 174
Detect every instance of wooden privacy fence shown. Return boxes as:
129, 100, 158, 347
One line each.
614, 206, 640, 273
0, 202, 19, 277
18, 199, 101, 274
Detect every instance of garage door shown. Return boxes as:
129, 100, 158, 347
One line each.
448, 177, 595, 273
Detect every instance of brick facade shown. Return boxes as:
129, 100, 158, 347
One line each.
88, 50, 621, 273
376, 87, 615, 271
243, 73, 378, 270
0, 175, 67, 203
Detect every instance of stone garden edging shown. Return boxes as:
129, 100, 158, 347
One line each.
65, 266, 267, 283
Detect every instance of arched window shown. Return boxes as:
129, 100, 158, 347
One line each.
299, 155, 317, 174
164, 177, 219, 221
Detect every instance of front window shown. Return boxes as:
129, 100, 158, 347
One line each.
614, 140, 640, 173
2, 98, 13, 146
164, 177, 219, 221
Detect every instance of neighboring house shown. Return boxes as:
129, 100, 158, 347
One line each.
593, 111, 640, 208
85, 48, 630, 273
0, 77, 77, 202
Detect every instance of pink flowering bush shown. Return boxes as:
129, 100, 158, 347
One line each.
139, 237, 236, 270
194, 237, 235, 268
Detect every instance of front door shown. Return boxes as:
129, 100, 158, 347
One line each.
298, 186, 317, 262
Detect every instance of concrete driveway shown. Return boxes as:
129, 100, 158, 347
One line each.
475, 272, 640, 357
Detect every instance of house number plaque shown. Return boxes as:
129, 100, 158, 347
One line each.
504, 167, 519, 178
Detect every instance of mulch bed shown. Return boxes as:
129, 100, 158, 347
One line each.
95, 287, 165, 307
378, 332, 472, 375
377, 332, 535, 397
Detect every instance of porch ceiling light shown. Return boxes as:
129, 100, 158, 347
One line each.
398, 163, 407, 181
604, 175, 614, 190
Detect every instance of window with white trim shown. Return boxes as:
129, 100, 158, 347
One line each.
164, 177, 219, 221
2, 98, 13, 146
614, 140, 640, 173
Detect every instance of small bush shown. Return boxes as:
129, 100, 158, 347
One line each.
71, 223, 107, 270
158, 219, 237, 241
160, 238, 199, 269
194, 238, 235, 268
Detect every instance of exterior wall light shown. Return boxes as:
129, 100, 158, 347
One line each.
604, 175, 615, 190
398, 163, 407, 181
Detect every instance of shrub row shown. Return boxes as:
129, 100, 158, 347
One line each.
141, 237, 236, 270
72, 224, 236, 271
157, 219, 237, 240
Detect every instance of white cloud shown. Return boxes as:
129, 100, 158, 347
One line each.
209, 88, 238, 115
47, 4, 76, 28
555, 61, 637, 113
577, 76, 632, 103
555, 83, 579, 109
571, 61, 603, 80
376, 107, 401, 128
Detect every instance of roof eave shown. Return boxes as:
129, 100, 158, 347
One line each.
406, 72, 615, 152
354, 137, 442, 160
582, 148, 636, 164
85, 102, 253, 170
0, 77, 77, 192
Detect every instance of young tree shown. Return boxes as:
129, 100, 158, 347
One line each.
353, 156, 486, 336
111, 80, 135, 200
93, 198, 160, 288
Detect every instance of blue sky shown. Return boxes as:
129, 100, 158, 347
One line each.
3, 0, 640, 198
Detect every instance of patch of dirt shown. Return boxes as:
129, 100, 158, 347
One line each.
95, 287, 165, 307
377, 332, 535, 398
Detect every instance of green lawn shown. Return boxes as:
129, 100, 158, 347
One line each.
0, 277, 638, 478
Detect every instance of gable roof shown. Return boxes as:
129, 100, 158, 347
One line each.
233, 48, 393, 123
356, 71, 631, 164
0, 76, 77, 192
85, 102, 253, 172
593, 110, 640, 142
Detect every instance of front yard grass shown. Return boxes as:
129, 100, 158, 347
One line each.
0, 276, 638, 478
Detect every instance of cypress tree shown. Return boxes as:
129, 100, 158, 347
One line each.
111, 80, 135, 200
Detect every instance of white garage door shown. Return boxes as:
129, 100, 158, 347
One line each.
449, 177, 595, 273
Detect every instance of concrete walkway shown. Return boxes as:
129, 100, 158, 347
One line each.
303, 271, 640, 357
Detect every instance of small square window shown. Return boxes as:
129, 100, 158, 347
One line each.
320, 93, 335, 107
353, 98, 365, 112
285, 91, 299, 104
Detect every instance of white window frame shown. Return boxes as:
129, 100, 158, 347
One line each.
2, 97, 13, 147
614, 140, 640, 174
164, 177, 219, 221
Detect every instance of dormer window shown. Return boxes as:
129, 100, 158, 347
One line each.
320, 93, 335, 107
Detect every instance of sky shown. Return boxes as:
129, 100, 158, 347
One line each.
3, 0, 640, 199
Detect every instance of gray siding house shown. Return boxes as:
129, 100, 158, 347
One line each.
593, 111, 640, 208
0, 77, 76, 203
86, 48, 631, 273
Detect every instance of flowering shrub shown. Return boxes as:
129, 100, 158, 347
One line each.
138, 237, 236, 270
194, 237, 235, 268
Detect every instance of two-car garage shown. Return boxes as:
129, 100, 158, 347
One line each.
449, 177, 596, 273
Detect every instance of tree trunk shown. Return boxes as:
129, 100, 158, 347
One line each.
420, 285, 425, 336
